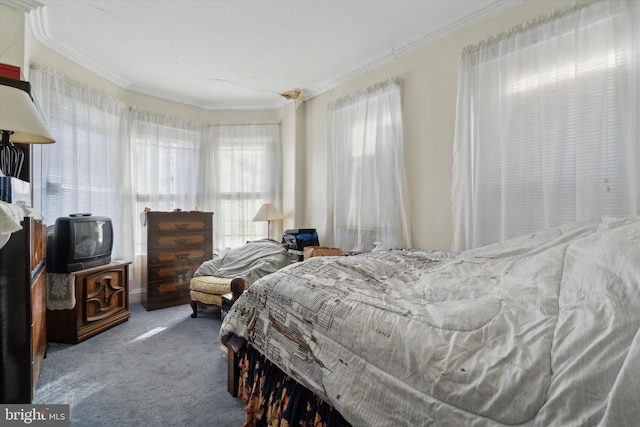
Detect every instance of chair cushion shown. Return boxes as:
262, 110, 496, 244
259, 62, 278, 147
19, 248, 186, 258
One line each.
190, 275, 233, 294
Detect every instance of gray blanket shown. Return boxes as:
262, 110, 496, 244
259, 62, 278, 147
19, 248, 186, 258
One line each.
193, 239, 290, 285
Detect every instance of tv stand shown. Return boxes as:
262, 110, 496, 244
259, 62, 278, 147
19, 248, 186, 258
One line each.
46, 261, 131, 344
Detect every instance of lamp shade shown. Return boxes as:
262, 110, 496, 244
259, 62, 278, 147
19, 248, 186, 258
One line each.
0, 80, 54, 144
252, 203, 283, 222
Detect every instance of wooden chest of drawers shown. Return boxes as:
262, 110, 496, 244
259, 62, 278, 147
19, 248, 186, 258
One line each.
0, 218, 46, 403
46, 261, 131, 344
141, 211, 213, 310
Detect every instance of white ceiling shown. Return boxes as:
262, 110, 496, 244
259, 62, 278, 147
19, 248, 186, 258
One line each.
5, 0, 516, 109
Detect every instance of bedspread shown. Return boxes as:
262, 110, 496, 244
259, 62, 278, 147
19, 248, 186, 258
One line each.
220, 216, 640, 426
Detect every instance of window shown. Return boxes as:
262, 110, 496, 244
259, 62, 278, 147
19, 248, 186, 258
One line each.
206, 124, 281, 251
36, 99, 121, 219
452, 0, 640, 250
31, 67, 130, 261
130, 111, 202, 254
326, 79, 411, 252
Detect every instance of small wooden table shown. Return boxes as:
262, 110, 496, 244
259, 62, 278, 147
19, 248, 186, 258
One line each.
221, 292, 234, 317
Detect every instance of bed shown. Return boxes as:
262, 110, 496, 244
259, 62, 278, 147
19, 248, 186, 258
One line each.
220, 216, 640, 426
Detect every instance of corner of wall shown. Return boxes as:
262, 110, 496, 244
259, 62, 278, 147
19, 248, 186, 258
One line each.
0, 3, 26, 74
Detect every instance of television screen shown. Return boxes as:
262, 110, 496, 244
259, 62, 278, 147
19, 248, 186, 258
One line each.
46, 214, 114, 273
73, 220, 112, 259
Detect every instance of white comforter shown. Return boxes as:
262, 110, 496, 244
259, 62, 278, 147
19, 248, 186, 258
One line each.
220, 216, 640, 426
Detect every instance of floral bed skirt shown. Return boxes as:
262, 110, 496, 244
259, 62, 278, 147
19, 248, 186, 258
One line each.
238, 345, 351, 427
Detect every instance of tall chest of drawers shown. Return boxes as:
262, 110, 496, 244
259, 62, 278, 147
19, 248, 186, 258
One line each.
0, 217, 47, 403
141, 211, 213, 310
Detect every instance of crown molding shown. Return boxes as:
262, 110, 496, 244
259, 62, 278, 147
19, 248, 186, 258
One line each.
127, 81, 289, 111
26, 4, 289, 110
28, 6, 133, 89
0, 0, 43, 13
12, 0, 519, 109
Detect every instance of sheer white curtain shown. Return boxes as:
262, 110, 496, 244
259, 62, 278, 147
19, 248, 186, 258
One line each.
326, 79, 412, 252
30, 66, 134, 264
129, 109, 202, 255
199, 124, 281, 251
452, 0, 640, 251
28, 67, 281, 287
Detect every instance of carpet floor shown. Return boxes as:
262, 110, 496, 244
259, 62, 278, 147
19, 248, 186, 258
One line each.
33, 303, 246, 427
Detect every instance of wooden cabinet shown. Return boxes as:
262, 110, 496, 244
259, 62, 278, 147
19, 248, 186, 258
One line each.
141, 211, 213, 310
46, 261, 131, 344
0, 217, 47, 403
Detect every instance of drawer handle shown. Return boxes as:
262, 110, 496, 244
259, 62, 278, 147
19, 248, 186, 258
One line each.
175, 253, 190, 260
177, 270, 189, 276
175, 223, 191, 230
175, 239, 188, 245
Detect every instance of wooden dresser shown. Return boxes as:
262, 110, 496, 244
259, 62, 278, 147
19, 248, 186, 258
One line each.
141, 211, 213, 310
46, 261, 131, 344
0, 217, 47, 403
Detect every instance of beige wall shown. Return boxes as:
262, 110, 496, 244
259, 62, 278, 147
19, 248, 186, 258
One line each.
2, 0, 575, 253
0, 4, 26, 73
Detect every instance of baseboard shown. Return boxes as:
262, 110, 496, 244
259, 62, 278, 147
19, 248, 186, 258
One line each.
128, 288, 142, 304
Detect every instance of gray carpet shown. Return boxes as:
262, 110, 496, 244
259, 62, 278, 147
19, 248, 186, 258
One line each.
33, 303, 246, 426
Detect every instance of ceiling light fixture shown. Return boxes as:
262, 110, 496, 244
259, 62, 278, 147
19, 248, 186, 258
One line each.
279, 88, 302, 100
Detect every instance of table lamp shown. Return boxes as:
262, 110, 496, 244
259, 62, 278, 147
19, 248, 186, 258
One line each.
0, 76, 54, 249
0, 77, 55, 178
252, 203, 283, 239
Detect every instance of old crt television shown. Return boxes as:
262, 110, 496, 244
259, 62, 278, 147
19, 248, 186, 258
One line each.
46, 214, 113, 273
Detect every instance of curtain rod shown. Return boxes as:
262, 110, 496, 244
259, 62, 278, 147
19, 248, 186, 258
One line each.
461, 0, 604, 54
31, 65, 282, 128
207, 122, 281, 128
330, 77, 401, 108
31, 64, 124, 106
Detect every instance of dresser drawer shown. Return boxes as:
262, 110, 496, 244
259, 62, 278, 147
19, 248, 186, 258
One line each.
148, 278, 191, 296
148, 248, 209, 264
145, 280, 192, 307
31, 268, 46, 391
147, 261, 201, 282
147, 214, 212, 234
30, 220, 46, 272
147, 233, 209, 249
